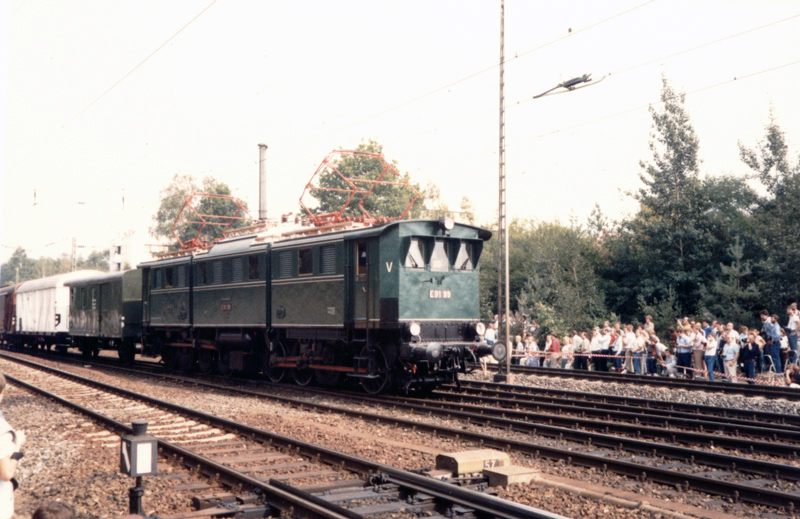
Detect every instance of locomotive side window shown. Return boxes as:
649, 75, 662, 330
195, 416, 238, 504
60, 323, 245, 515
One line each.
197, 263, 206, 285
298, 248, 313, 276
178, 265, 187, 287
405, 238, 425, 269
278, 251, 292, 278
430, 240, 450, 272
320, 245, 336, 275
248, 255, 260, 280
357, 242, 368, 276
165, 267, 174, 288
455, 242, 473, 271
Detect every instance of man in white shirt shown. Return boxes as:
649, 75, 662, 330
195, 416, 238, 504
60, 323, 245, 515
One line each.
622, 325, 636, 374
611, 329, 625, 372
787, 306, 799, 366
572, 331, 587, 370
595, 327, 610, 371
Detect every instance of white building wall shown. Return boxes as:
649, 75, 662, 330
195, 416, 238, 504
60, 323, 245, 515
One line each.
110, 231, 157, 272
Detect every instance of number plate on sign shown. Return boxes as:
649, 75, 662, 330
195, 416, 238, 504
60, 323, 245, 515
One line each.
429, 289, 451, 299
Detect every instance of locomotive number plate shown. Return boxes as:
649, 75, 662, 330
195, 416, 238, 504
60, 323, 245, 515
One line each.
429, 289, 451, 299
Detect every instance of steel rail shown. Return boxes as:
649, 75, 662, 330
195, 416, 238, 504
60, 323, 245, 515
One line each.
7, 351, 799, 510
428, 387, 800, 439
236, 388, 800, 509
391, 394, 800, 459
4, 373, 357, 519
485, 364, 800, 400
455, 379, 800, 427
69, 351, 800, 436
0, 353, 565, 519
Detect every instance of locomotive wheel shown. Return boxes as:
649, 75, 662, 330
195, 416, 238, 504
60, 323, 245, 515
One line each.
217, 349, 233, 378
360, 346, 392, 395
266, 342, 286, 383
291, 343, 314, 386
292, 367, 314, 386
197, 349, 216, 374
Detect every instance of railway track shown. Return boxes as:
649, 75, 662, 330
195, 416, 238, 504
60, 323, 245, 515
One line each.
0, 353, 562, 519
482, 363, 800, 400
440, 380, 800, 439
8, 349, 800, 513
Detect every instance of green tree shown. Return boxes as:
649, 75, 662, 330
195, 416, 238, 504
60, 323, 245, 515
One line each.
1, 248, 112, 285
739, 111, 800, 309
698, 236, 759, 326
151, 174, 250, 250
0, 248, 38, 285
420, 184, 476, 224
479, 219, 607, 334
458, 196, 477, 225
634, 75, 705, 306
421, 182, 450, 219
637, 287, 682, 339
306, 140, 424, 220
602, 76, 754, 319
515, 221, 607, 336
78, 250, 110, 271
586, 203, 610, 242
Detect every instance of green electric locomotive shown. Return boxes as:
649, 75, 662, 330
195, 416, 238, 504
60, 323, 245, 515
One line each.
139, 216, 494, 393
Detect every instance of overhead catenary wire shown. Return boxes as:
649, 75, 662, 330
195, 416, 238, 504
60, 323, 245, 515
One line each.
232, 53, 800, 212
8, 2, 799, 256
265, 0, 659, 161
220, 6, 799, 185
412, 58, 800, 176
374, 13, 800, 153
215, 0, 663, 183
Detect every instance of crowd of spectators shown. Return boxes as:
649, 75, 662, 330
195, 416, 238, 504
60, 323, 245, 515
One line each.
481, 305, 800, 387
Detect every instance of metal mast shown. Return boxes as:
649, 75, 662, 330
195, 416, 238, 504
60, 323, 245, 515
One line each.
497, 0, 511, 379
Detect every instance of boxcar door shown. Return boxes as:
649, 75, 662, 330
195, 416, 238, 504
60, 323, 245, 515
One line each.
90, 287, 99, 336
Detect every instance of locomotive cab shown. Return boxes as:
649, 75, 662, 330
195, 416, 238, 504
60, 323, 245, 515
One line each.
345, 218, 492, 393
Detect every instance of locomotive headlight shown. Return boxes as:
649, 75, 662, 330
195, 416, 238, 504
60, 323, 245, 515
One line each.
439, 216, 455, 231
474, 322, 486, 337
408, 322, 421, 337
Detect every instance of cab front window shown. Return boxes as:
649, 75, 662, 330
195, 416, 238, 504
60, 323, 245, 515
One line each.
405, 238, 425, 269
455, 242, 473, 271
430, 240, 449, 272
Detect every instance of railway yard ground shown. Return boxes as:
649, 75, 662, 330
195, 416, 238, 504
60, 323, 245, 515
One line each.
3, 351, 800, 519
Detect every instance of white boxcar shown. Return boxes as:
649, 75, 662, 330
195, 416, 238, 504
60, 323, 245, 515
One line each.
15, 270, 104, 346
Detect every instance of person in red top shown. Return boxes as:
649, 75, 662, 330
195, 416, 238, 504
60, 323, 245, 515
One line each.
544, 334, 561, 368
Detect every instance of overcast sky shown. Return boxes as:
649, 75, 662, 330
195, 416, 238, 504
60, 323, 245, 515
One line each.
2, 0, 799, 264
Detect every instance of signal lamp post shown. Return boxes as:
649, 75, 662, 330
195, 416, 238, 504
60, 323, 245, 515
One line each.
120, 420, 158, 514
